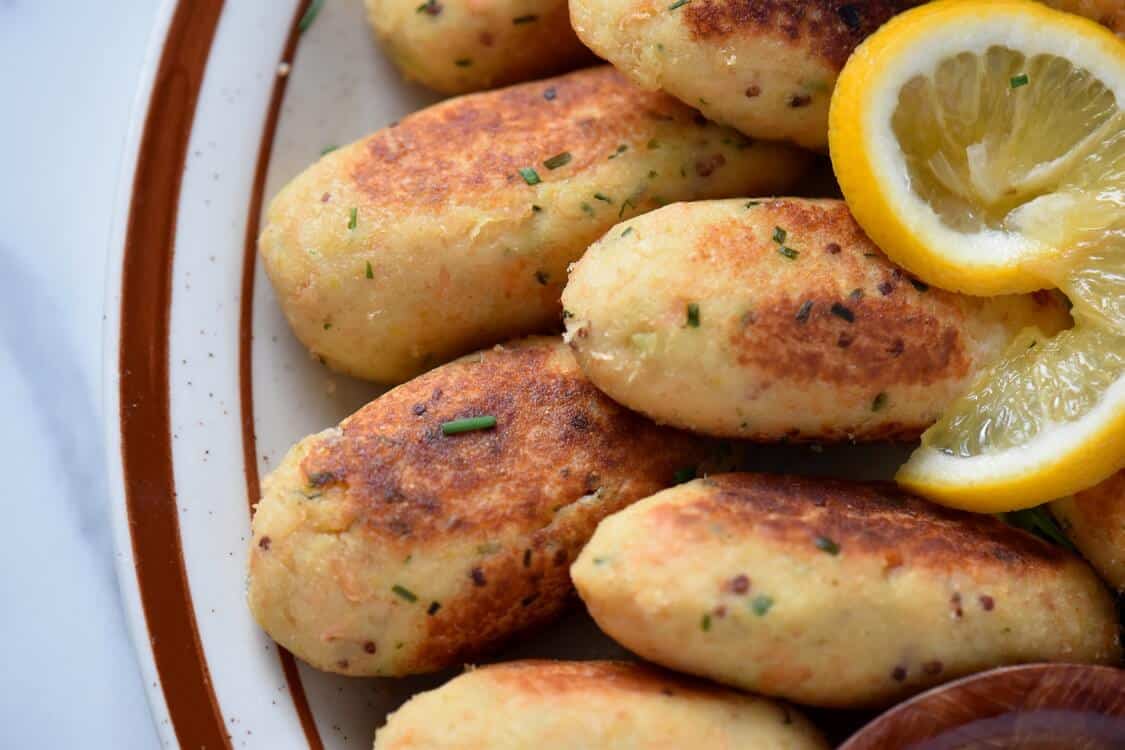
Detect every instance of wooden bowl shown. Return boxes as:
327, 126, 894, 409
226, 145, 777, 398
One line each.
841, 663, 1125, 749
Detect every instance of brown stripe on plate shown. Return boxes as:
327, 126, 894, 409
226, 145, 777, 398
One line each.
239, 2, 325, 748
118, 1, 229, 748
237, 1, 326, 750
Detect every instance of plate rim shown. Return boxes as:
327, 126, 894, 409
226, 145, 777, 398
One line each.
102, 2, 319, 748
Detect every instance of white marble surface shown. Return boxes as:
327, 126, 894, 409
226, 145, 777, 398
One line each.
0, 1, 163, 746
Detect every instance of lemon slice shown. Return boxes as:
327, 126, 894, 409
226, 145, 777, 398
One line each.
898, 326, 1125, 511
829, 0, 1125, 296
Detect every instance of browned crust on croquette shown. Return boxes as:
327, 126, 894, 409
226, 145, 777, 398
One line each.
350, 67, 710, 208
682, 1, 923, 69
295, 338, 716, 670
710, 200, 1064, 396
656, 474, 1072, 573
300, 339, 707, 545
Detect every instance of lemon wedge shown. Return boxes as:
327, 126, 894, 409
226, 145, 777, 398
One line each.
830, 0, 1125, 511
829, 0, 1124, 296
898, 326, 1125, 511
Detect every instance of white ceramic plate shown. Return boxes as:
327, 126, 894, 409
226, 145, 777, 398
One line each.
103, 2, 906, 747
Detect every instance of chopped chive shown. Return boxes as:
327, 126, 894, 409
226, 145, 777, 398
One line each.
348, 207, 358, 229
814, 535, 840, 555
365, 261, 374, 279
427, 601, 441, 615
778, 246, 799, 260
751, 595, 773, 616
534, 270, 549, 285
441, 415, 497, 435
594, 192, 612, 203
320, 144, 338, 156
543, 151, 572, 170
621, 227, 634, 237
454, 58, 472, 67
391, 584, 418, 602
1010, 74, 1029, 89
618, 198, 634, 218
648, 169, 658, 178
581, 202, 594, 216
838, 3, 861, 30
323, 322, 332, 330
686, 302, 701, 327
909, 278, 929, 292
608, 144, 628, 159
531, 204, 542, 213
1003, 506, 1077, 552
795, 300, 813, 323
518, 167, 541, 185
674, 466, 696, 484
668, 0, 691, 9
745, 200, 760, 208
415, 0, 442, 14
830, 302, 854, 322
512, 13, 538, 23
593, 556, 609, 565
872, 392, 888, 411
299, 0, 325, 31
701, 613, 712, 631
772, 226, 787, 244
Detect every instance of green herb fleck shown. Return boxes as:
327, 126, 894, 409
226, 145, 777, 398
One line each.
618, 198, 635, 218
348, 207, 358, 230
534, 270, 549, 285
427, 601, 441, 615
593, 556, 609, 566
621, 227, 633, 238
518, 167, 541, 185
872, 392, 888, 411
319, 144, 338, 156
299, 0, 325, 32
608, 144, 628, 159
531, 204, 542, 213
772, 226, 787, 244
701, 613, 712, 631
365, 261, 374, 279
323, 322, 332, 330
745, 200, 760, 208
581, 202, 594, 216
594, 192, 612, 203
778, 246, 799, 260
830, 302, 854, 322
391, 584, 418, 602
686, 302, 701, 327
1010, 74, 1029, 89
441, 415, 497, 435
751, 595, 773, 616
512, 13, 538, 24
416, 0, 442, 14
669, 0, 691, 9
795, 300, 813, 323
543, 152, 572, 170
1003, 506, 1077, 552
454, 58, 472, 67
814, 536, 840, 555
648, 169, 658, 178
674, 467, 696, 484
